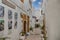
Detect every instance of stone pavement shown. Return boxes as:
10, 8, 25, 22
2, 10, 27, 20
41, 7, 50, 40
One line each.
25, 28, 41, 40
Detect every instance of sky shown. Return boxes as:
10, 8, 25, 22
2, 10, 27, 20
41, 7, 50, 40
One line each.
32, 0, 43, 10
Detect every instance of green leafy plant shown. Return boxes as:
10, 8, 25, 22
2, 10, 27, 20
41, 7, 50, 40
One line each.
30, 26, 33, 31
20, 31, 25, 36
35, 24, 40, 28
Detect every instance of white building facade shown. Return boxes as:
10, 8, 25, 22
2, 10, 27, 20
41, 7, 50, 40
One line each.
0, 0, 32, 40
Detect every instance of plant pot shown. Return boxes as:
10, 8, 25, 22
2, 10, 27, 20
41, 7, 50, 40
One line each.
26, 32, 30, 36
20, 36, 25, 40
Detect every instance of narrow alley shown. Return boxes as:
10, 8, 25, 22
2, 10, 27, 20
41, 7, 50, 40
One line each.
0, 0, 60, 40
25, 28, 41, 40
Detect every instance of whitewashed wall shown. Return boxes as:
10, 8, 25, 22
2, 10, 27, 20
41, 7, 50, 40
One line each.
0, 0, 23, 40
45, 0, 60, 40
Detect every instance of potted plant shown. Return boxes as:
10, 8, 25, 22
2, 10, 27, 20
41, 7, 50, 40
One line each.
30, 26, 33, 31
29, 26, 34, 34
35, 24, 40, 28
20, 31, 25, 40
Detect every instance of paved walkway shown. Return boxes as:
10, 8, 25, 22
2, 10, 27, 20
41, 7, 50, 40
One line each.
25, 28, 41, 40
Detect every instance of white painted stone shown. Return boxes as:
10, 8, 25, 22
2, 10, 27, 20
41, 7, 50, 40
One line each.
43, 0, 60, 40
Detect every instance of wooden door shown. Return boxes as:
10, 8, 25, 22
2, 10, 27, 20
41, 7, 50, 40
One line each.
23, 21, 26, 34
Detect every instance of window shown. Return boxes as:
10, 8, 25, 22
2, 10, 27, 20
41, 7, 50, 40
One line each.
20, 0, 24, 3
